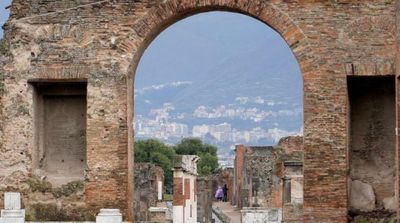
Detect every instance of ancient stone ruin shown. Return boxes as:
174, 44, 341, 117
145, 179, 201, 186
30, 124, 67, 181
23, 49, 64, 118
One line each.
232, 136, 303, 223
0, 192, 25, 223
197, 177, 213, 223
348, 76, 397, 221
172, 155, 200, 223
134, 163, 165, 222
0, 0, 400, 222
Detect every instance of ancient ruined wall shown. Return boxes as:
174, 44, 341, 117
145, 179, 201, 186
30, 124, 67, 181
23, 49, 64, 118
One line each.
347, 76, 396, 221
197, 177, 212, 223
0, 0, 397, 222
233, 144, 303, 210
233, 139, 304, 222
0, 40, 9, 211
244, 146, 278, 208
0, 0, 161, 220
278, 136, 303, 155
233, 145, 246, 208
282, 162, 304, 223
134, 163, 164, 222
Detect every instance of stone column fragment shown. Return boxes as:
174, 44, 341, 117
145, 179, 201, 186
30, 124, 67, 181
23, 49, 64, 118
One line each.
0, 192, 25, 223
96, 209, 123, 223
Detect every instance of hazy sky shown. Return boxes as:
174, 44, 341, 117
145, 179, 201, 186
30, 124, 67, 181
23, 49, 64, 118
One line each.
134, 11, 303, 145
136, 11, 301, 86
0, 0, 11, 37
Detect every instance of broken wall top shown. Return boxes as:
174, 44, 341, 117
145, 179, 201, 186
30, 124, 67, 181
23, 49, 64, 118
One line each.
173, 155, 199, 175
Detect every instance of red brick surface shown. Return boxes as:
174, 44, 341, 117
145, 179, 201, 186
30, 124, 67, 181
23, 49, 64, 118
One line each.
233, 145, 246, 208
185, 179, 191, 200
173, 177, 185, 206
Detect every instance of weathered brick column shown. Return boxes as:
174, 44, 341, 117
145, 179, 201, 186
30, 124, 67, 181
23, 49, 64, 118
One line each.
396, 0, 400, 220
173, 155, 200, 223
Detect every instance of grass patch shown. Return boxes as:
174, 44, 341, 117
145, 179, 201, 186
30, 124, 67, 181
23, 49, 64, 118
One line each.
163, 194, 173, 201
52, 181, 84, 198
26, 176, 52, 193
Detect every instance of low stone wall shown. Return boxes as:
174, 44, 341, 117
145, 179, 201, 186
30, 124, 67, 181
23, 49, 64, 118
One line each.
282, 204, 302, 223
27, 221, 133, 223
0, 192, 125, 223
148, 206, 172, 223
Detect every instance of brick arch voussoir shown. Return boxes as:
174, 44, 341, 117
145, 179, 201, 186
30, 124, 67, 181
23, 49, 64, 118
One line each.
128, 0, 312, 78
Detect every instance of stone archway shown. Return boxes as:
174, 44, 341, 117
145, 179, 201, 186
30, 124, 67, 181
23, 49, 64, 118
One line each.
126, 0, 318, 222
4, 1, 390, 222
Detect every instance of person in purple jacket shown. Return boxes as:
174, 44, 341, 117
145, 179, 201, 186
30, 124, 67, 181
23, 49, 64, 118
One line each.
215, 186, 223, 201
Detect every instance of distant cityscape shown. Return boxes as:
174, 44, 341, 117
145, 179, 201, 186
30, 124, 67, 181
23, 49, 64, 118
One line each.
135, 103, 301, 143
135, 117, 300, 145
134, 102, 302, 168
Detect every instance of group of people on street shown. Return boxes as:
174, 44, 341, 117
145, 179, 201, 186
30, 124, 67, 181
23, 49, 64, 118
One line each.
215, 184, 228, 202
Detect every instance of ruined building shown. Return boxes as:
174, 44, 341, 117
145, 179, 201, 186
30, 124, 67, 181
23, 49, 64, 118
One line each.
134, 163, 164, 222
172, 155, 200, 223
233, 136, 303, 223
0, 0, 400, 222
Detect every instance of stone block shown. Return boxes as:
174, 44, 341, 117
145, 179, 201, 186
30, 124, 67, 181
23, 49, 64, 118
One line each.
158, 181, 163, 201
96, 209, 122, 223
0, 192, 25, 223
4, 192, 21, 210
241, 208, 282, 223
173, 155, 200, 175
0, 210, 25, 223
383, 196, 396, 211
350, 180, 375, 212
149, 207, 168, 222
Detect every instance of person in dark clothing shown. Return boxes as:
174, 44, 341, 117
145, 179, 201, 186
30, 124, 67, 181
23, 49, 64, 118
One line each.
222, 184, 228, 202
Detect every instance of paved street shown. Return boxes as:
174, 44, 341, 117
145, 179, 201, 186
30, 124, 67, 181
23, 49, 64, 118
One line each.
213, 202, 241, 223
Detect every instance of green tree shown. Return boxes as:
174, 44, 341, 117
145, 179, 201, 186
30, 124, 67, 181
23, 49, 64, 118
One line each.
134, 139, 175, 192
174, 138, 219, 176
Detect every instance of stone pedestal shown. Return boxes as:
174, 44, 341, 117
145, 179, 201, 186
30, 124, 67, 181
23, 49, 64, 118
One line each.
241, 208, 282, 223
149, 207, 169, 222
0, 210, 25, 223
0, 192, 25, 223
96, 209, 122, 223
4, 193, 21, 210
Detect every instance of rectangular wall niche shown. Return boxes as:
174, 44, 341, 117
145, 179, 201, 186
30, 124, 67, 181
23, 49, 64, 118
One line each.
32, 82, 87, 187
348, 76, 396, 217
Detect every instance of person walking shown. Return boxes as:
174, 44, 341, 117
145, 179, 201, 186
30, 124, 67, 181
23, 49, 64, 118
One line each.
215, 186, 223, 202
222, 184, 228, 202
